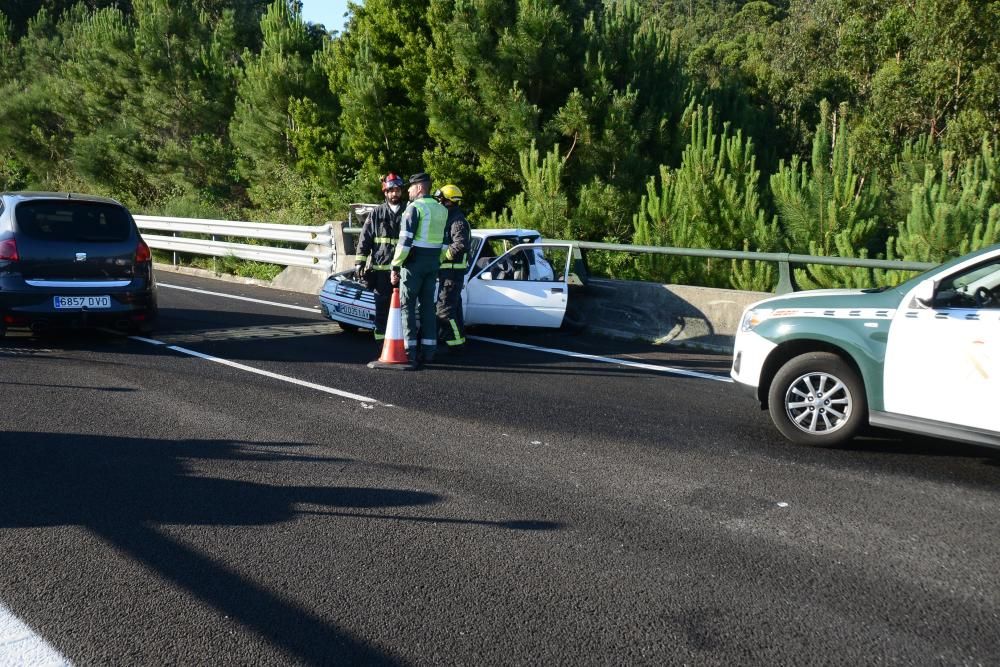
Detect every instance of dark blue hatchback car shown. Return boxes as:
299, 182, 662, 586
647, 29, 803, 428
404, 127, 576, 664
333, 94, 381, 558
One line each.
0, 192, 157, 335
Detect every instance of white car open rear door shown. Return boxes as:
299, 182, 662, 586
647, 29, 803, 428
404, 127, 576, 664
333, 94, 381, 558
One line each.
464, 243, 573, 328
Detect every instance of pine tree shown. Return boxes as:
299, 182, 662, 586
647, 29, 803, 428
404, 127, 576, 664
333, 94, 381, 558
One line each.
492, 141, 571, 240
324, 0, 432, 192
0, 12, 28, 194
0, 12, 16, 83
426, 0, 685, 224
425, 0, 588, 211
568, 0, 685, 188
49, 7, 152, 202
127, 0, 241, 203
880, 138, 1000, 283
770, 100, 883, 289
632, 103, 776, 289
230, 0, 335, 209
0, 7, 72, 188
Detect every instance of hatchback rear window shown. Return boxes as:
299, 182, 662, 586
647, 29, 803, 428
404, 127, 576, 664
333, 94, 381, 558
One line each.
14, 201, 132, 243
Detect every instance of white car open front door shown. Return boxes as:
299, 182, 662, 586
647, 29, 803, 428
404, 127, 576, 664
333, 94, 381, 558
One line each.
464, 243, 573, 328
883, 252, 1000, 433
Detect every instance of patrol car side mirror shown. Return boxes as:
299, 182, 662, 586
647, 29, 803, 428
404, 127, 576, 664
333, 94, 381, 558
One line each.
913, 278, 936, 307
479, 272, 493, 281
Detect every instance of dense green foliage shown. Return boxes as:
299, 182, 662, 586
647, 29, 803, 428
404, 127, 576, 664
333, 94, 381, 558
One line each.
1, 0, 999, 288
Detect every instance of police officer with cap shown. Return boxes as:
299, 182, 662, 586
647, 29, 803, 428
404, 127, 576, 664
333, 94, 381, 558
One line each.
434, 184, 471, 353
390, 172, 449, 366
355, 172, 405, 341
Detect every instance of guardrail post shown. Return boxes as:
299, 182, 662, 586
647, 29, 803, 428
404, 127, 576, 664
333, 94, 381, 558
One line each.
775, 254, 797, 294
330, 220, 354, 272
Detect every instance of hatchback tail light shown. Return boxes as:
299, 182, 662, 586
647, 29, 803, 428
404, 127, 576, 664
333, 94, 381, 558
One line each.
135, 239, 151, 263
0, 238, 18, 261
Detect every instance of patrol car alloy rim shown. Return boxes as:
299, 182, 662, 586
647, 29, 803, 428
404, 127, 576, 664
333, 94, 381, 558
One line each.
783, 371, 853, 435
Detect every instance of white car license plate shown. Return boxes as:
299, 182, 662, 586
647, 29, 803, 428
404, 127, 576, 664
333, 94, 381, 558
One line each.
53, 295, 111, 309
335, 304, 370, 319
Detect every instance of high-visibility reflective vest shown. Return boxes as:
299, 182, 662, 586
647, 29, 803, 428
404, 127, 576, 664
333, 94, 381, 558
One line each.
392, 196, 448, 267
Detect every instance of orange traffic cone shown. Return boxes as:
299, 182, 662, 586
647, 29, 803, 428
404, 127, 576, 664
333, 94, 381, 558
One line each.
368, 288, 414, 370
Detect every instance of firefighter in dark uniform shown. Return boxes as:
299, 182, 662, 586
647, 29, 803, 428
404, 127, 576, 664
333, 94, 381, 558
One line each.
354, 172, 405, 342
434, 184, 471, 353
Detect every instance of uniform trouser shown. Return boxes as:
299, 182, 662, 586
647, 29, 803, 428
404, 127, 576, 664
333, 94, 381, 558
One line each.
399, 247, 441, 360
370, 270, 393, 340
436, 270, 465, 347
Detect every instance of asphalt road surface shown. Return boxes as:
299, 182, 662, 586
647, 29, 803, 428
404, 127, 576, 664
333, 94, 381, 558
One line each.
1, 272, 998, 666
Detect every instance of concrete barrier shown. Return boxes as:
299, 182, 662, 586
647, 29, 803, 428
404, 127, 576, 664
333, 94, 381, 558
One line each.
575, 278, 769, 353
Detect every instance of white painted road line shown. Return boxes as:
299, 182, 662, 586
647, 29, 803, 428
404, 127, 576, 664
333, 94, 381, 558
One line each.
158, 283, 320, 313
469, 336, 734, 382
158, 281, 732, 381
128, 337, 379, 403
0, 602, 72, 667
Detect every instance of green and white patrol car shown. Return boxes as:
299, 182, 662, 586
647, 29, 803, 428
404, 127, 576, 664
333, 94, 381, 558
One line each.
732, 243, 1000, 448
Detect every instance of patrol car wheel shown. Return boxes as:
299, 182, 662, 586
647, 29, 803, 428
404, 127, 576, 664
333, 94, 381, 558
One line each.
767, 352, 867, 446
338, 323, 360, 333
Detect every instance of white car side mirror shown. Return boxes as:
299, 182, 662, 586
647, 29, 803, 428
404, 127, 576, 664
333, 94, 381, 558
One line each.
913, 278, 936, 307
479, 272, 493, 281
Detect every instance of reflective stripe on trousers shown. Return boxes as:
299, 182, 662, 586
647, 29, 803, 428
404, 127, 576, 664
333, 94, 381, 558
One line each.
444, 318, 465, 346
436, 273, 465, 347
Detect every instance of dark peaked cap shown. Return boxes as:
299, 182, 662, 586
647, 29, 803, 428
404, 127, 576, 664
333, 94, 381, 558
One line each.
408, 172, 431, 185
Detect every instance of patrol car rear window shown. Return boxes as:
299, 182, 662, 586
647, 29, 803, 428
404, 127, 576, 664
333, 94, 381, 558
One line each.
14, 201, 132, 243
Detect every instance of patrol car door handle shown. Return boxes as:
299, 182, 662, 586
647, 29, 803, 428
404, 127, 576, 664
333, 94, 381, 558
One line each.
548, 287, 564, 293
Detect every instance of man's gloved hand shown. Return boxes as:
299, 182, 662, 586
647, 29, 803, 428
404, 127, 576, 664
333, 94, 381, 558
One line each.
390, 268, 400, 287
354, 262, 365, 279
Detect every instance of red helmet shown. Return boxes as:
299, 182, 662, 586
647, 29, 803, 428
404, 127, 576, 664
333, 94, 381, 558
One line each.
381, 172, 404, 192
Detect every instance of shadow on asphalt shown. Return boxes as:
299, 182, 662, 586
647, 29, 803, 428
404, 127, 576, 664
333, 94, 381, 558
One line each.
749, 428, 1000, 490
844, 430, 1000, 461
0, 432, 558, 664
150, 305, 319, 334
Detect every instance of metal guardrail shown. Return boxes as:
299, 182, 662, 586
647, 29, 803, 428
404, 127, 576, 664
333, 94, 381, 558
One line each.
343, 226, 937, 293
134, 208, 940, 291
134, 215, 335, 271
558, 240, 937, 293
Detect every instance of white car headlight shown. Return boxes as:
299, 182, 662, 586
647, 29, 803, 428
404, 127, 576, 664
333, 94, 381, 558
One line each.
740, 308, 773, 332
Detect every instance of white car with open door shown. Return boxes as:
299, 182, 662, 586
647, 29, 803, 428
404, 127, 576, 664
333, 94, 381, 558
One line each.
319, 214, 584, 332
464, 241, 575, 328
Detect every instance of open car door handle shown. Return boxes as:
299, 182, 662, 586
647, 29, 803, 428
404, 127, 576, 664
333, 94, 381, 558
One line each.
547, 287, 564, 293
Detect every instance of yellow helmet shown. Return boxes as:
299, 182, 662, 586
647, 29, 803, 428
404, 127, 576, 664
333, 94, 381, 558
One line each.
435, 184, 463, 204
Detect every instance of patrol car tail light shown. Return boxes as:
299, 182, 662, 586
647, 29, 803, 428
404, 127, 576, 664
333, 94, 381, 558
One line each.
135, 239, 151, 263
0, 238, 18, 261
